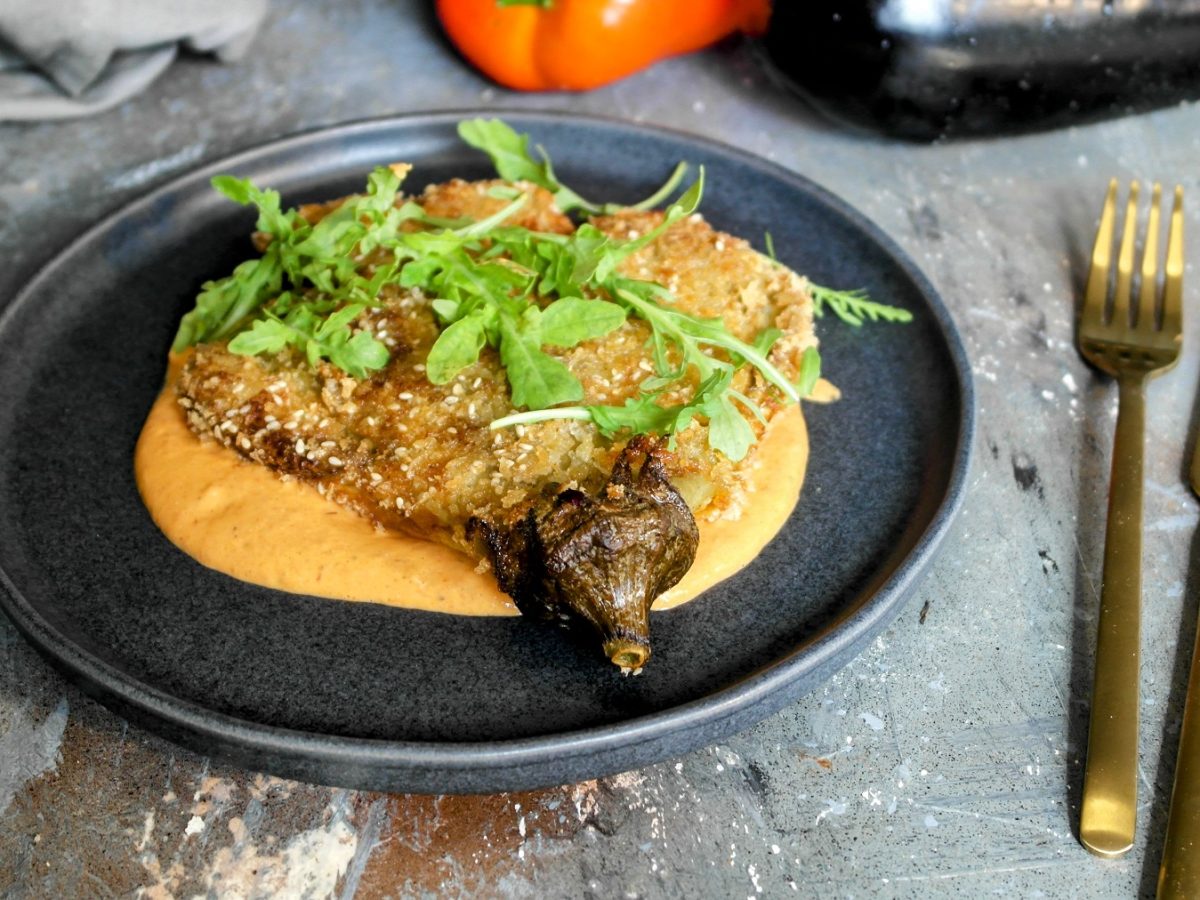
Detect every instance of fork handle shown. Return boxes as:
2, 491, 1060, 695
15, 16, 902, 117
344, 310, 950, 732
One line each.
1081, 371, 1146, 858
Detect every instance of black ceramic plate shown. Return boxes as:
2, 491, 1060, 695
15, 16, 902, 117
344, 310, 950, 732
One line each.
0, 112, 972, 793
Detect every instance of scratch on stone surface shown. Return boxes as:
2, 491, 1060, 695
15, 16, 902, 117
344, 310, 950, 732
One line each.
944, 716, 1063, 746
910, 799, 1055, 831
994, 671, 1043, 725
888, 857, 1076, 883
338, 796, 387, 900
111, 719, 130, 771
0, 696, 68, 817
1068, 529, 1101, 604
923, 788, 1062, 809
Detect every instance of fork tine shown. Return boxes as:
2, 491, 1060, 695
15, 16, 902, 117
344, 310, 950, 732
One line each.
1162, 185, 1185, 337
1112, 181, 1140, 329
1084, 179, 1119, 330
1136, 183, 1162, 330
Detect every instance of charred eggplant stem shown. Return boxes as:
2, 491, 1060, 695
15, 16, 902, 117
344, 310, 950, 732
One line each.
468, 437, 699, 669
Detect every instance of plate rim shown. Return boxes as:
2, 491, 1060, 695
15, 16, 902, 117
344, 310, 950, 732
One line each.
0, 109, 975, 790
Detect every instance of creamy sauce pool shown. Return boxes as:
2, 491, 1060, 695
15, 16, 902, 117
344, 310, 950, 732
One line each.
135, 381, 821, 616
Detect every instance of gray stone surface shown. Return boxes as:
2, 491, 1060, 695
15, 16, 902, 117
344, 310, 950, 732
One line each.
2, 1, 1199, 896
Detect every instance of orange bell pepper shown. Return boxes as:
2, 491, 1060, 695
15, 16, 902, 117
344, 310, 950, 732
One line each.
436, 0, 773, 92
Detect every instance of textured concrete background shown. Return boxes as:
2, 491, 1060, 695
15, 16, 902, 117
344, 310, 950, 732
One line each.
3, 1, 1200, 897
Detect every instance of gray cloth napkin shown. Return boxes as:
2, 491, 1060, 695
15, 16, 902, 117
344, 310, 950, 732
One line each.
0, 0, 268, 121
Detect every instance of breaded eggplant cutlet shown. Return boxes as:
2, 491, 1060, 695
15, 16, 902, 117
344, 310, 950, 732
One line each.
176, 173, 817, 668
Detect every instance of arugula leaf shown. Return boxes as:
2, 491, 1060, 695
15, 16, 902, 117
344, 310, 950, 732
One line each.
329, 328, 390, 379
490, 371, 762, 461
587, 392, 686, 437
314, 302, 368, 342
430, 297, 460, 323
701, 391, 756, 461
614, 285, 800, 405
752, 326, 783, 357
537, 297, 626, 346
211, 174, 254, 205
172, 252, 283, 351
224, 316, 294, 356
808, 284, 913, 326
624, 162, 689, 212
497, 313, 583, 409
227, 302, 387, 379
560, 224, 612, 289
457, 117, 690, 216
212, 175, 298, 238
456, 119, 584, 208
762, 232, 913, 328
452, 192, 528, 238
425, 311, 490, 383
763, 230, 778, 263
796, 346, 821, 397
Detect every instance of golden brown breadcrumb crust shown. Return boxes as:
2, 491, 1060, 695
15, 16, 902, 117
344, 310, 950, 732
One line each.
176, 176, 817, 555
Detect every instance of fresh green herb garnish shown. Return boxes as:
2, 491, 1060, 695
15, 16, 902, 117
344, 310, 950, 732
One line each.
227, 300, 390, 380
795, 345, 822, 397
764, 230, 778, 262
457, 118, 689, 217
422, 169, 708, 413
174, 118, 907, 461
172, 165, 420, 373
763, 229, 911, 327
808, 285, 914, 327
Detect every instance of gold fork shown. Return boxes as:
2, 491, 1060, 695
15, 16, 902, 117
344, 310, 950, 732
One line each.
1078, 179, 1184, 859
